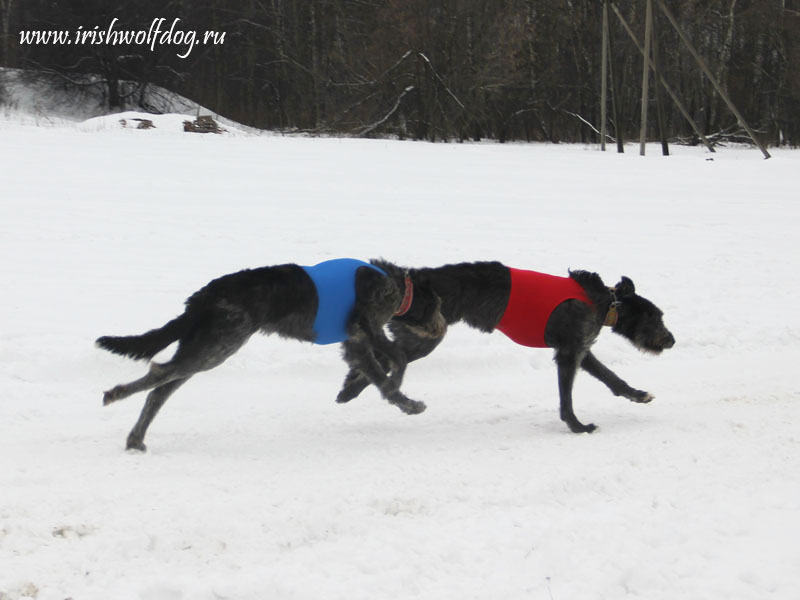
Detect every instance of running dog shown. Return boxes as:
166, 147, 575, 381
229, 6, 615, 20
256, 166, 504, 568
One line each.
338, 261, 675, 433
97, 258, 444, 451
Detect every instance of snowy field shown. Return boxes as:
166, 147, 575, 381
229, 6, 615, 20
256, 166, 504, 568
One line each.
1, 112, 799, 600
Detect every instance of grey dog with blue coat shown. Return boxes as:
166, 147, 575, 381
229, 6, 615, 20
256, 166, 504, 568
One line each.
97, 258, 443, 451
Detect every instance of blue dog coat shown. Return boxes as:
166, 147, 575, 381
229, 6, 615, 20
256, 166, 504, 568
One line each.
302, 258, 386, 345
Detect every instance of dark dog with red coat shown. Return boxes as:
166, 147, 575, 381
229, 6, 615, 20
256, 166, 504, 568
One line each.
339, 261, 675, 433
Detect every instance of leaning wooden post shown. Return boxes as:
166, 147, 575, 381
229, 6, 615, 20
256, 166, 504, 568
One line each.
600, 0, 609, 151
655, 0, 771, 159
611, 2, 715, 153
639, 0, 654, 155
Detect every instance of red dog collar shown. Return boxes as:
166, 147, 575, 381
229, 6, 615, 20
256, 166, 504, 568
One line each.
394, 274, 414, 316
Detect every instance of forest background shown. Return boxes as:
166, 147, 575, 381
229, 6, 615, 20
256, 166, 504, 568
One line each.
1, 0, 798, 145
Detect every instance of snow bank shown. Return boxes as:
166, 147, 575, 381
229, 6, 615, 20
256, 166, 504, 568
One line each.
76, 111, 248, 136
0, 68, 253, 135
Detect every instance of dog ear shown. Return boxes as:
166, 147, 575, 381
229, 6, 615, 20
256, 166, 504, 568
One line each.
615, 276, 636, 297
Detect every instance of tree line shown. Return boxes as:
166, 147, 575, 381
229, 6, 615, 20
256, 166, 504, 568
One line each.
2, 0, 798, 146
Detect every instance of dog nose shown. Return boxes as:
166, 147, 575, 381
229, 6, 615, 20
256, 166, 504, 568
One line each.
664, 331, 675, 349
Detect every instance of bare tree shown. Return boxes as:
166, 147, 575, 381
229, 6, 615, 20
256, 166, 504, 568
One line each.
0, 0, 13, 67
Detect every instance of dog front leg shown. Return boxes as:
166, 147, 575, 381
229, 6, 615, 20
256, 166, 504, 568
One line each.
336, 354, 389, 404
341, 339, 425, 415
555, 350, 596, 433
351, 310, 409, 391
364, 327, 408, 390
336, 328, 444, 404
580, 352, 653, 404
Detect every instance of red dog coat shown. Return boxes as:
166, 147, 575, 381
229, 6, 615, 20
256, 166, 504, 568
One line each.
496, 268, 592, 348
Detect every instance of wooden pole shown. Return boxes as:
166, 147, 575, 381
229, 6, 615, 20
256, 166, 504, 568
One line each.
639, 0, 653, 155
607, 18, 624, 153
655, 0, 771, 159
611, 2, 715, 153
600, 0, 609, 151
650, 6, 669, 155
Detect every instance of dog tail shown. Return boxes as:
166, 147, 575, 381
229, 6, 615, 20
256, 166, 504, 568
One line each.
96, 313, 192, 361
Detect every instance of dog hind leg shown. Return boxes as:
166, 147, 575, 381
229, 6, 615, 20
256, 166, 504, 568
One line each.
103, 361, 185, 405
108, 304, 257, 450
126, 377, 190, 451
580, 352, 653, 403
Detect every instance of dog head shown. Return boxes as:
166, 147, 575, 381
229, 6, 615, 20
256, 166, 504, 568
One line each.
370, 258, 447, 339
611, 277, 675, 354
393, 282, 447, 339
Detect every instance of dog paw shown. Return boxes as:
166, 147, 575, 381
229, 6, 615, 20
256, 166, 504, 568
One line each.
103, 387, 126, 405
630, 390, 654, 404
125, 436, 147, 452
564, 418, 597, 434
335, 390, 355, 404
576, 422, 597, 434
392, 397, 426, 415
336, 378, 370, 404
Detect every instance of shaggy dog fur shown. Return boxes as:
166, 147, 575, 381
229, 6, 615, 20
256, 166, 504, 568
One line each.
338, 261, 675, 433
97, 259, 444, 451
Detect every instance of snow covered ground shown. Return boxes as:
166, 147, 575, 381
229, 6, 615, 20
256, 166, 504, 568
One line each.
1, 113, 798, 600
